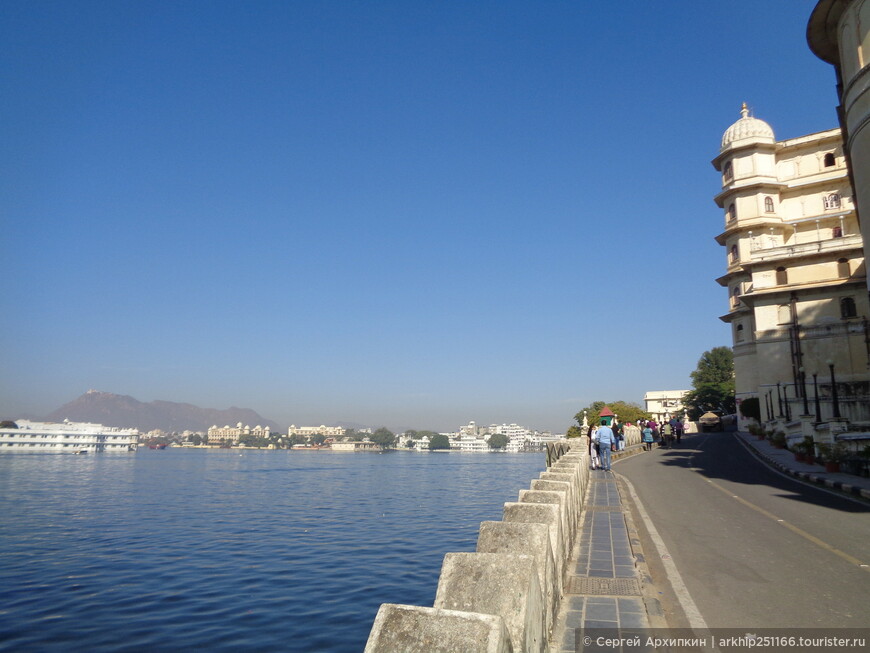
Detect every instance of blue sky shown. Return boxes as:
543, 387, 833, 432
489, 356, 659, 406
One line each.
1, 1, 837, 432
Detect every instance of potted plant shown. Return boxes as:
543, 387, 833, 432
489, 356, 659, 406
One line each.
768, 430, 787, 449
792, 437, 815, 463
817, 442, 849, 473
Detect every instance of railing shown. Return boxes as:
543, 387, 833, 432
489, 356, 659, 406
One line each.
545, 441, 571, 467
749, 234, 862, 262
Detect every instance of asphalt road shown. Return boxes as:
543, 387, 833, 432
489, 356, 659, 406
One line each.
616, 431, 870, 629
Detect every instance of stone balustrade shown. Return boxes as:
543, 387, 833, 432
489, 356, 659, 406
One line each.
364, 441, 591, 653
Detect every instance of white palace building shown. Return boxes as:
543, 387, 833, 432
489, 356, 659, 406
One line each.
0, 420, 139, 453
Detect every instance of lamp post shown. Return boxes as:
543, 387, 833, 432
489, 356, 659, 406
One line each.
799, 367, 809, 415
776, 383, 784, 418
827, 359, 841, 419
783, 384, 791, 422
813, 372, 822, 422
765, 391, 773, 421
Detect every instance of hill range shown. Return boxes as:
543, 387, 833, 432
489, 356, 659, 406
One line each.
43, 390, 280, 433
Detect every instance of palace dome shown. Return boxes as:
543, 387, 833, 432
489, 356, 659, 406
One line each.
721, 103, 775, 151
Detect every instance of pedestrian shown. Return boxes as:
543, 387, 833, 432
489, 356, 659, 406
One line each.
596, 419, 616, 471
642, 424, 654, 451
587, 425, 600, 470
662, 422, 673, 449
675, 419, 684, 444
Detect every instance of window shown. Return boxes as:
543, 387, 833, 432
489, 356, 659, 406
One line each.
727, 203, 736, 222
735, 323, 745, 342
764, 196, 774, 213
833, 225, 843, 238
824, 152, 835, 167
731, 285, 741, 307
838, 258, 851, 278
775, 267, 787, 286
841, 297, 857, 318
729, 244, 738, 263
824, 193, 841, 210
723, 161, 733, 181
777, 304, 792, 324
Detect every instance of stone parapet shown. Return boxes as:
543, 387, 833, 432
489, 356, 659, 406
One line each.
364, 441, 591, 652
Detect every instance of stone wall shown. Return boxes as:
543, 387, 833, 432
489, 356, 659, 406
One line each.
364, 442, 590, 653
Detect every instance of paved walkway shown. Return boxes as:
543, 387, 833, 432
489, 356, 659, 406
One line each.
734, 430, 870, 500
548, 433, 870, 651
549, 465, 653, 653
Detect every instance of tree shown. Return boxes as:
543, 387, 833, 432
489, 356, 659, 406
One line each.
370, 427, 396, 450
682, 346, 736, 419
428, 433, 451, 450
574, 400, 649, 428
565, 425, 584, 439
487, 433, 509, 450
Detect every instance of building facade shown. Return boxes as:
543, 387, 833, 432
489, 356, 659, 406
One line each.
288, 425, 346, 438
0, 420, 139, 453
208, 422, 271, 445
713, 105, 870, 428
643, 391, 690, 423
808, 0, 870, 295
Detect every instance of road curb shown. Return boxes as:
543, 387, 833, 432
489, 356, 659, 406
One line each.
734, 434, 870, 502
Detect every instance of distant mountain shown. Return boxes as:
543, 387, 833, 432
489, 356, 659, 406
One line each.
45, 390, 280, 433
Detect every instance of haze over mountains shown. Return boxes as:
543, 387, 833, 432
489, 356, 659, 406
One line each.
41, 390, 281, 433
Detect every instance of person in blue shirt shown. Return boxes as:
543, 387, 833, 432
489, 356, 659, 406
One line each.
595, 420, 615, 471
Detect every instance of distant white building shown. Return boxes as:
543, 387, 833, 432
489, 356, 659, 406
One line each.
488, 423, 532, 452
0, 420, 139, 453
288, 425, 346, 438
643, 391, 690, 423
452, 433, 490, 452
208, 422, 271, 445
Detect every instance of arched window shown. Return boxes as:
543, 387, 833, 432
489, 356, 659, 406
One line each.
838, 258, 850, 278
727, 203, 737, 222
735, 323, 745, 342
824, 193, 841, 210
764, 196, 774, 213
731, 285, 741, 307
841, 297, 857, 318
777, 304, 792, 324
775, 266, 787, 286
824, 152, 836, 167
723, 161, 733, 182
729, 244, 738, 263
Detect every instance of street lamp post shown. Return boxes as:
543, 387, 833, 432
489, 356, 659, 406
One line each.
783, 384, 791, 422
799, 367, 809, 415
777, 383, 784, 418
813, 372, 822, 422
827, 360, 841, 419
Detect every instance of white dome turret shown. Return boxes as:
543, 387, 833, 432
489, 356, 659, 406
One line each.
721, 103, 775, 151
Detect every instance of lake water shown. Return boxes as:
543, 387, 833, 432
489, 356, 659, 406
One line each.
0, 449, 545, 651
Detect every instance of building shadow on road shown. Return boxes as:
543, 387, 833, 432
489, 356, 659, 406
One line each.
641, 432, 870, 514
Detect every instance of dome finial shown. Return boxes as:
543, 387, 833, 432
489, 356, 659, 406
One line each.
741, 102, 749, 119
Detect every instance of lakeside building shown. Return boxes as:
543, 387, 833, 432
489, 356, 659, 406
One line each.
207, 423, 271, 445
713, 105, 870, 432
643, 391, 690, 423
808, 0, 870, 296
0, 420, 139, 453
288, 425, 346, 438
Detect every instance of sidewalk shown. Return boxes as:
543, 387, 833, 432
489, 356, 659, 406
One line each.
734, 431, 870, 501
549, 466, 654, 652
